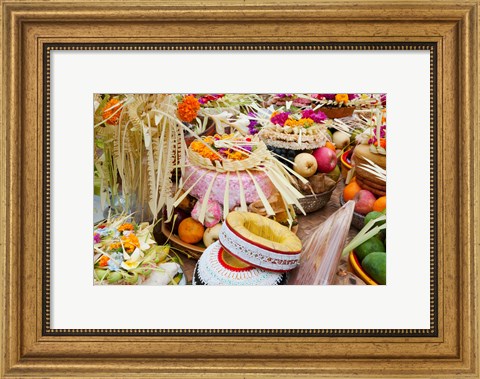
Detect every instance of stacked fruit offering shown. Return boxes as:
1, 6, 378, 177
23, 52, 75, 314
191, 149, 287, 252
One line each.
343, 178, 386, 217
193, 211, 303, 285
341, 127, 387, 223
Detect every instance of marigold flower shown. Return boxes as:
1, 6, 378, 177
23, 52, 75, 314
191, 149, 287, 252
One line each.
190, 140, 222, 161
98, 255, 110, 267
118, 223, 134, 232
109, 242, 122, 250
178, 95, 200, 122
284, 118, 314, 128
226, 150, 247, 160
102, 98, 122, 125
121, 233, 140, 253
335, 94, 349, 103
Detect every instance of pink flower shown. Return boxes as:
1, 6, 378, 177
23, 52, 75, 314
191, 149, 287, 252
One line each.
301, 109, 327, 123
93, 233, 101, 244
270, 112, 290, 126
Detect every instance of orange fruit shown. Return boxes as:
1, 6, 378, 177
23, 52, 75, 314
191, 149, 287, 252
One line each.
373, 196, 387, 212
343, 181, 362, 201
325, 141, 336, 151
178, 217, 205, 244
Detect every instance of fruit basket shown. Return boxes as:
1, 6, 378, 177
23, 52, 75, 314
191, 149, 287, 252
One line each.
340, 194, 365, 230
294, 185, 336, 214
348, 251, 378, 285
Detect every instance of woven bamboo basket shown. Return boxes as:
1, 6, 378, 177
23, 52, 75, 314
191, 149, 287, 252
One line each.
187, 141, 270, 172
294, 185, 336, 214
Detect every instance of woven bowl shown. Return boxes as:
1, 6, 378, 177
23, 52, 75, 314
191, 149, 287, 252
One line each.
321, 106, 355, 119
339, 194, 365, 230
294, 185, 336, 214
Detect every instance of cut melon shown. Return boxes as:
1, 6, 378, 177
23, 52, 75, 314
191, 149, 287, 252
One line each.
219, 212, 302, 272
225, 211, 302, 253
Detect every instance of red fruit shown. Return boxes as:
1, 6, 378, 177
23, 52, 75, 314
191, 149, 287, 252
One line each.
312, 147, 338, 173
165, 208, 190, 235
353, 190, 376, 215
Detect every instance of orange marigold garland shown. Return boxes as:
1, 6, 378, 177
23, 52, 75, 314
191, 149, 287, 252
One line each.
178, 95, 201, 123
102, 98, 122, 125
118, 223, 134, 232
190, 134, 251, 162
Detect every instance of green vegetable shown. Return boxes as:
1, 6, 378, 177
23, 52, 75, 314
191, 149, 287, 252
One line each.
355, 236, 385, 262
362, 252, 386, 285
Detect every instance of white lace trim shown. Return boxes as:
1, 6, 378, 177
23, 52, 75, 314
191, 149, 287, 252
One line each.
194, 242, 284, 285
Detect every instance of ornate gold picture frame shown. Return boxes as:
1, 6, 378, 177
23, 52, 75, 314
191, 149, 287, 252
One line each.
1, 1, 478, 377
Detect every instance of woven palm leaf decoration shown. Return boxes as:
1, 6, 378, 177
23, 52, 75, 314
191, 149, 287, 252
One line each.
112, 94, 186, 221
173, 134, 308, 227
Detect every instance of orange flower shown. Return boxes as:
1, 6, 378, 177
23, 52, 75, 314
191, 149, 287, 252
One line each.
102, 98, 122, 125
109, 242, 121, 250
178, 95, 200, 122
190, 139, 222, 161
118, 223, 134, 232
284, 118, 314, 127
98, 255, 110, 267
226, 150, 247, 161
335, 94, 349, 103
121, 233, 140, 253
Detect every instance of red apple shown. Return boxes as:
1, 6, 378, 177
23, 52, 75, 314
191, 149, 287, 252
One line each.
313, 147, 338, 173
353, 190, 376, 215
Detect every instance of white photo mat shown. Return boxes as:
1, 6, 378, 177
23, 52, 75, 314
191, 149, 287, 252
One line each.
50, 49, 431, 330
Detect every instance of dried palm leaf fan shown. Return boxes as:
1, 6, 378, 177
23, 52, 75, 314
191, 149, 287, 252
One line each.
115, 94, 186, 222
173, 134, 309, 227
288, 200, 355, 285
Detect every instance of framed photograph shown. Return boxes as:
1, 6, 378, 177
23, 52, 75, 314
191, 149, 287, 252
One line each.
1, 0, 478, 377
